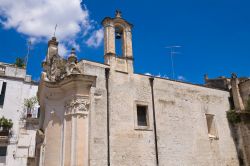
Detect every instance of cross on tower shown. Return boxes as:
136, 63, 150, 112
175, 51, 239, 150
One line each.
115, 10, 122, 18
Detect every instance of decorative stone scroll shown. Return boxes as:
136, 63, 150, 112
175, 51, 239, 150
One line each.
42, 37, 82, 82
65, 97, 90, 118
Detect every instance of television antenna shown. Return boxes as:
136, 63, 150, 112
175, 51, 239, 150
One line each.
165, 45, 182, 80
25, 40, 32, 68
53, 24, 58, 37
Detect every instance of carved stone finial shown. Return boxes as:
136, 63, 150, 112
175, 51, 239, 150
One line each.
68, 48, 77, 63
48, 37, 58, 46
44, 40, 83, 82
66, 48, 81, 75
115, 10, 122, 18
231, 73, 237, 79
204, 74, 208, 80
52, 36, 56, 41
71, 48, 76, 54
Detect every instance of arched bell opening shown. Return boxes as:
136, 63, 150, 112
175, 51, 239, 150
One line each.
115, 25, 124, 57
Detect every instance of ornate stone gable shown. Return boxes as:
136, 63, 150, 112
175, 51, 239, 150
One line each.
46, 54, 67, 82
42, 37, 81, 82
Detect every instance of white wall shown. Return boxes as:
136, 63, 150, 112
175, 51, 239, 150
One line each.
0, 69, 38, 166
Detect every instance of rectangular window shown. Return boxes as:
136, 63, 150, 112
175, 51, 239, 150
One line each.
0, 147, 7, 156
205, 114, 218, 139
0, 146, 7, 163
137, 105, 148, 126
0, 82, 7, 106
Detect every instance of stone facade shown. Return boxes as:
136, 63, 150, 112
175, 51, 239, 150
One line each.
203, 73, 250, 166
205, 74, 250, 112
37, 11, 245, 166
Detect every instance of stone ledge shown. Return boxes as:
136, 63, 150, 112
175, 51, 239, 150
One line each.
25, 118, 39, 125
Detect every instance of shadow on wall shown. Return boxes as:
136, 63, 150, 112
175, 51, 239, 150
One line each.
228, 113, 250, 166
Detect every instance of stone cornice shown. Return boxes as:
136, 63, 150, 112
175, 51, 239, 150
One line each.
101, 16, 133, 29
42, 74, 96, 88
38, 73, 96, 104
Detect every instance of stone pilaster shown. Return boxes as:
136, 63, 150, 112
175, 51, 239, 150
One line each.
103, 20, 115, 55
231, 74, 245, 111
65, 96, 90, 166
38, 74, 96, 166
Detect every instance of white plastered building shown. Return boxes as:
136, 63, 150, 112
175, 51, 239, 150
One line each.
0, 62, 38, 166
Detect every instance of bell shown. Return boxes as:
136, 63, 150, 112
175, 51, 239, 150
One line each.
116, 32, 121, 39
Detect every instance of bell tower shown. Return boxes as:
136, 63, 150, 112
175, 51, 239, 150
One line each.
102, 10, 134, 73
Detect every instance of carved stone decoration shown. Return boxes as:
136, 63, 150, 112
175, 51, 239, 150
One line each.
231, 73, 237, 79
48, 55, 67, 81
65, 61, 81, 76
65, 97, 90, 118
65, 48, 81, 76
42, 49, 67, 82
42, 38, 82, 82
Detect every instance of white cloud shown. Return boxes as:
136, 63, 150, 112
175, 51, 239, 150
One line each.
145, 72, 169, 79
162, 75, 169, 79
58, 44, 68, 57
0, 0, 103, 54
144, 73, 152, 76
177, 75, 186, 81
86, 28, 104, 48
156, 73, 161, 77
68, 40, 80, 52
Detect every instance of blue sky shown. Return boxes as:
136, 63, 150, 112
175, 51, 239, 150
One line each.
0, 0, 249, 83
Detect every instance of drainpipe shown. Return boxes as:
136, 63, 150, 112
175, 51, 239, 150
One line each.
105, 68, 110, 166
149, 77, 159, 166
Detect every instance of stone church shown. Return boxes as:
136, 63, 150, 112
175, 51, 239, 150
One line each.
37, 11, 250, 166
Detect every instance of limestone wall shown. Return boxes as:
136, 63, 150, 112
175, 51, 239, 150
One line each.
40, 59, 239, 166
154, 78, 238, 166
105, 70, 238, 165
108, 72, 156, 166
77, 60, 240, 166
81, 61, 108, 166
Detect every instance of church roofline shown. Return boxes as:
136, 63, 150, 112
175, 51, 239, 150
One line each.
77, 58, 229, 92
78, 59, 110, 68
135, 73, 229, 92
